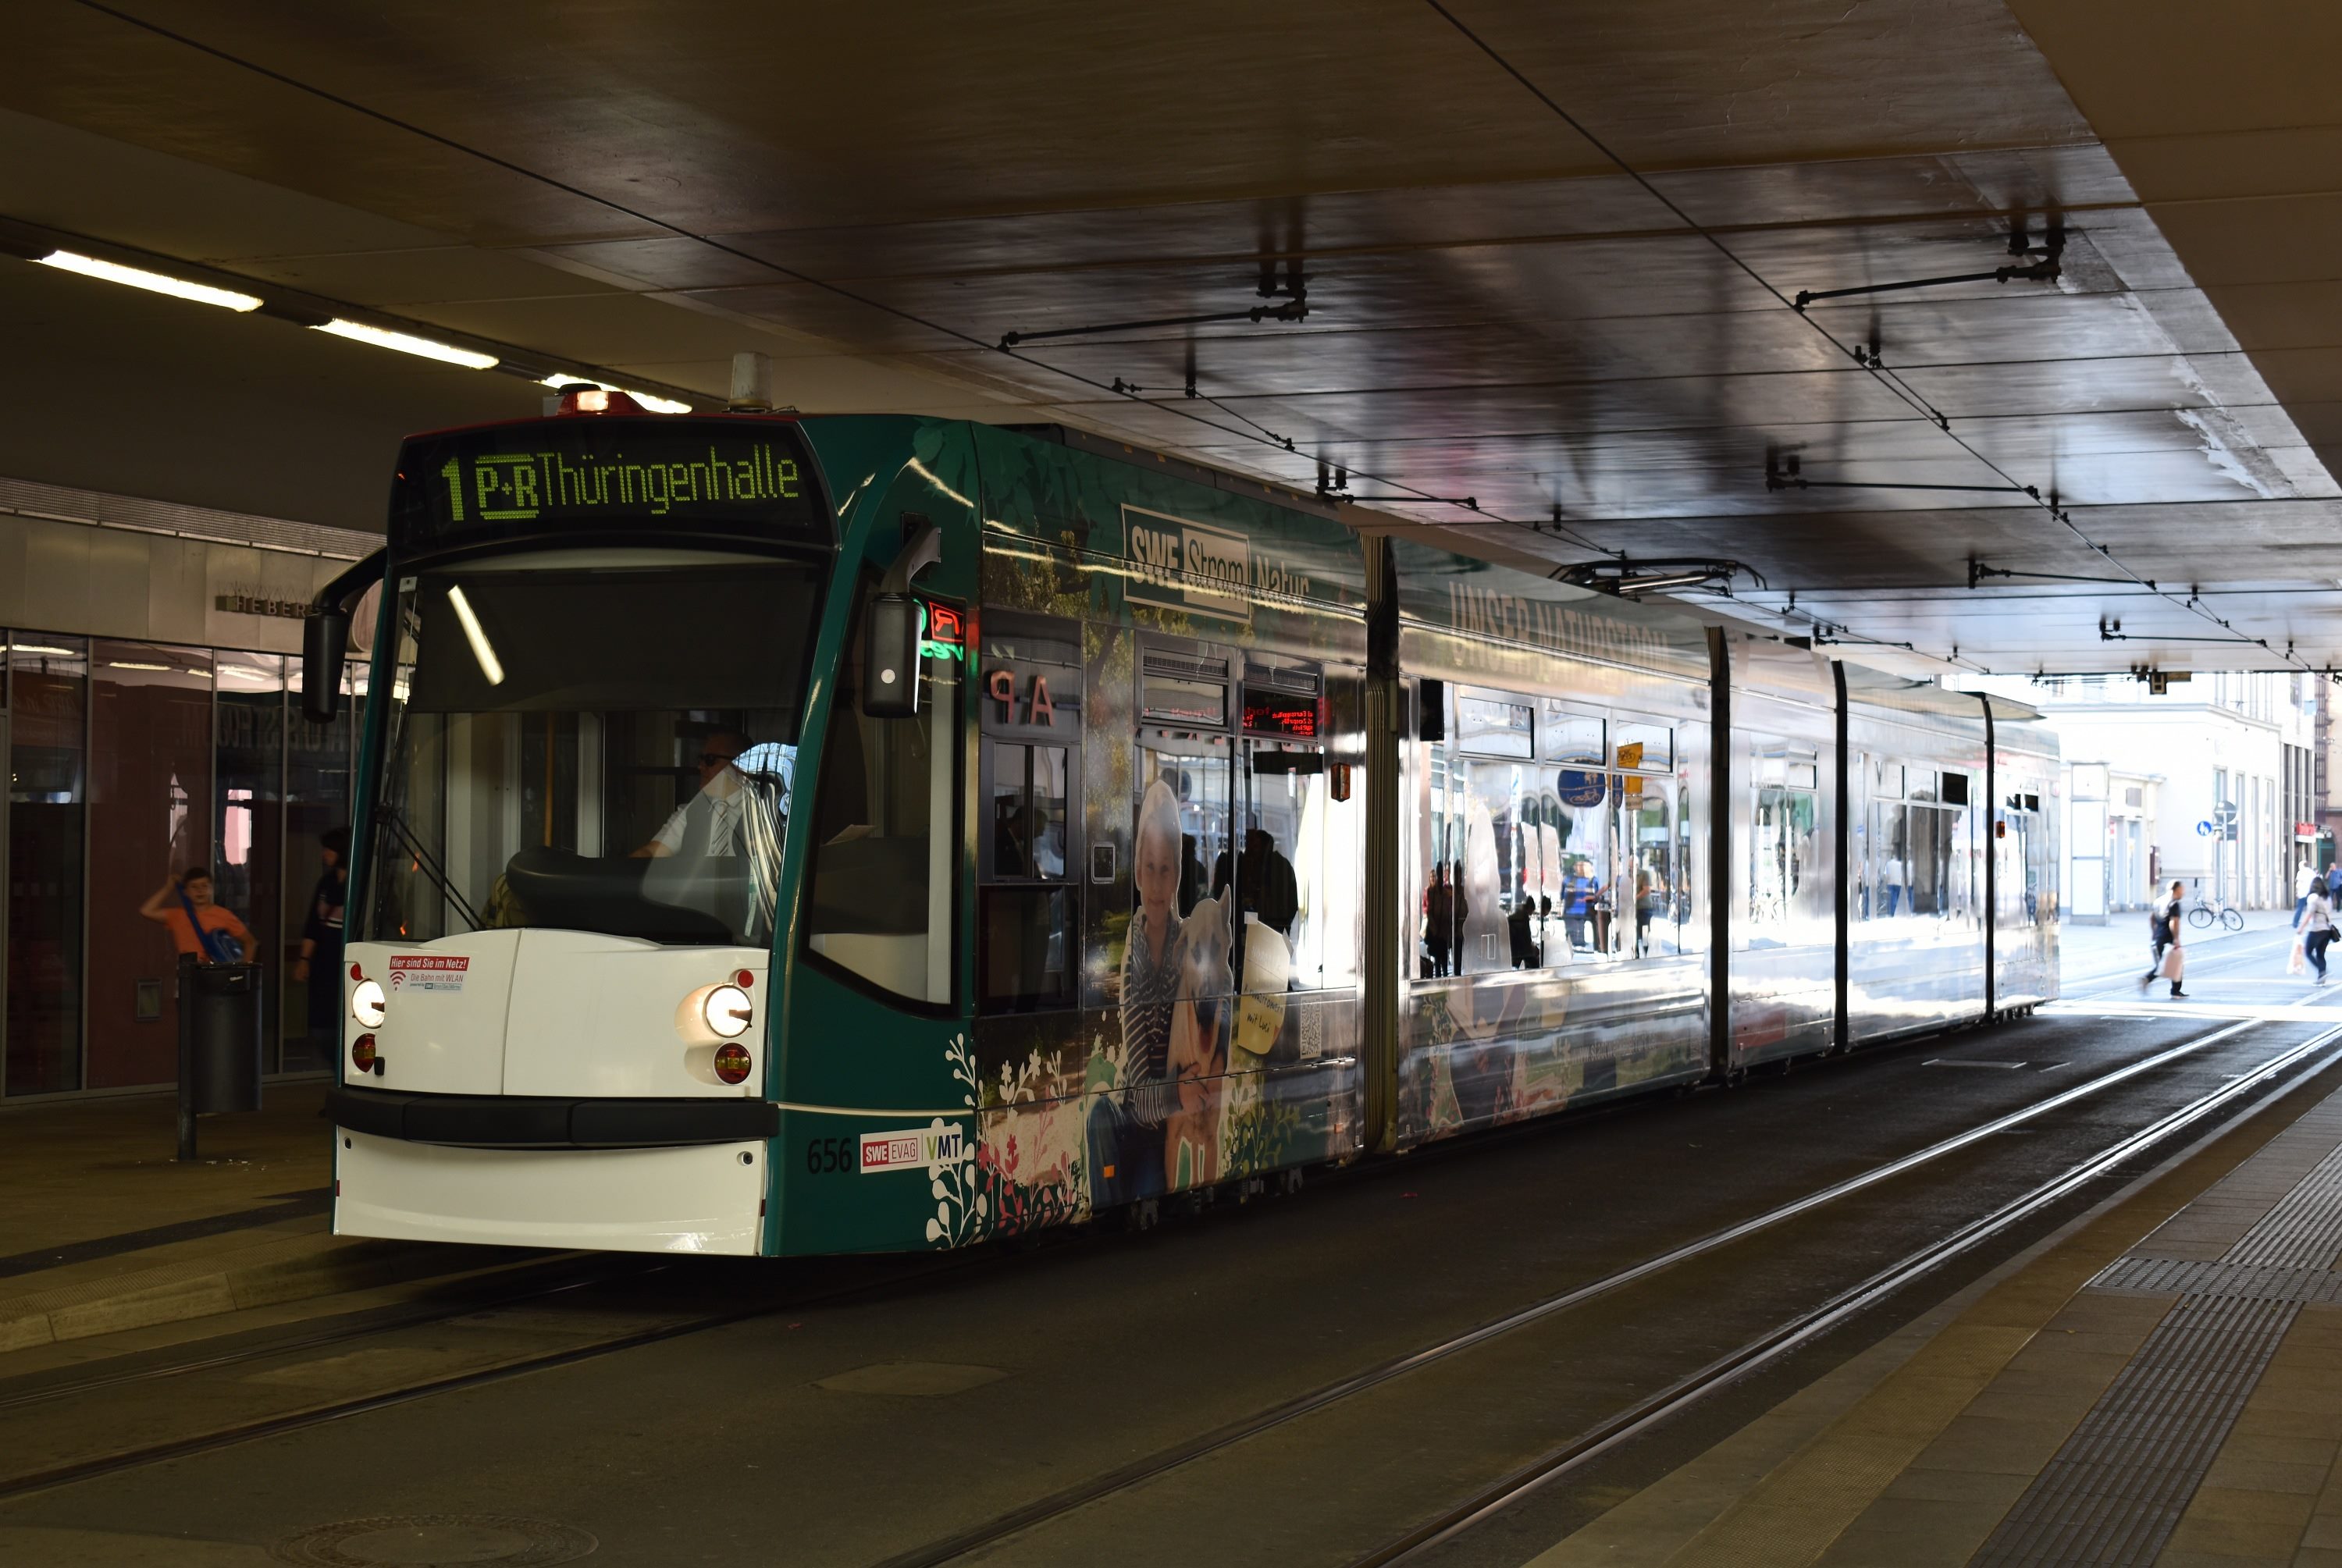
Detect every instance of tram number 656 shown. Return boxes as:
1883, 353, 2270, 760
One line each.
805, 1136, 859, 1175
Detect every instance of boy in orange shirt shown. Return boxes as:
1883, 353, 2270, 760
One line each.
139, 868, 252, 964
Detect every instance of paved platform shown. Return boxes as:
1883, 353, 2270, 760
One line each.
0, 1083, 527, 1359
1530, 1070, 2342, 1566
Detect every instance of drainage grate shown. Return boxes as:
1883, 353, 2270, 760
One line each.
1970, 1105, 2342, 1566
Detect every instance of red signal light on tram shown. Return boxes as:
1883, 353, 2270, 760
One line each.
712, 1042, 753, 1085
349, 962, 365, 982
924, 602, 965, 646
734, 969, 754, 989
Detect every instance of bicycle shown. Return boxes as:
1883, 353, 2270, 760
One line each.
2187, 894, 2245, 932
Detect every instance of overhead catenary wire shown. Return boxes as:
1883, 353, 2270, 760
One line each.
70, 1, 1615, 554
1419, 0, 2322, 678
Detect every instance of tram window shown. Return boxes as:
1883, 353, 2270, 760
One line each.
1141, 650, 1229, 726
1541, 709, 1603, 766
980, 887, 1077, 1011
804, 585, 959, 1006
978, 741, 1077, 1014
986, 742, 1067, 881
356, 557, 813, 948
1622, 772, 1679, 957
1139, 731, 1231, 925
1750, 786, 1819, 940
1613, 720, 1671, 773
1227, 738, 1325, 994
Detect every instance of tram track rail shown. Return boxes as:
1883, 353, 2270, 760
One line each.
1353, 1021, 2342, 1566
0, 1245, 986, 1504
0, 1251, 656, 1417
867, 1014, 2328, 1568
0, 1013, 2311, 1537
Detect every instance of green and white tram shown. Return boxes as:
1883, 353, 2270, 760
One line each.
313, 392, 2055, 1257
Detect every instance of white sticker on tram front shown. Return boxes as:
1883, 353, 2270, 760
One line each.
387, 955, 469, 994
860, 1125, 964, 1174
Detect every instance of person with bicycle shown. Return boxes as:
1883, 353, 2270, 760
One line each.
2142, 880, 2186, 997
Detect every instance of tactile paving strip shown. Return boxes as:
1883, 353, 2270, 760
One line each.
2088, 1255, 2342, 1304
2226, 1140, 2342, 1269
1968, 1126, 2342, 1565
1968, 1296, 2298, 1565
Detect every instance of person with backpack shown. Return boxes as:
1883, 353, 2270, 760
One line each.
2301, 882, 2338, 986
140, 867, 251, 965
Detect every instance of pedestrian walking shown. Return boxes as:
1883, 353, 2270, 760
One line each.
2302, 884, 2338, 986
2141, 879, 2187, 998
2298, 859, 2321, 930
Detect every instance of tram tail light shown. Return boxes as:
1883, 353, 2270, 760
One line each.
712, 1042, 753, 1085
351, 1033, 378, 1073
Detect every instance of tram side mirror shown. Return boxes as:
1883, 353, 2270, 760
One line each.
862, 593, 920, 719
301, 610, 349, 724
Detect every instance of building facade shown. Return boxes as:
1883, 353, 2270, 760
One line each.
2, 475, 370, 1101
1969, 671, 2319, 920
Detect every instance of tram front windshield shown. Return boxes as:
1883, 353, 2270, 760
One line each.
358, 549, 821, 948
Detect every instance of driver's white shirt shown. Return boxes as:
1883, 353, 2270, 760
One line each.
652, 769, 744, 857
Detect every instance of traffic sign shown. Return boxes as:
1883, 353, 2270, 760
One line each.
2196, 820, 2214, 837
2213, 802, 2240, 825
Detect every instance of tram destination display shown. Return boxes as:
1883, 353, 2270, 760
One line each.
390, 417, 828, 546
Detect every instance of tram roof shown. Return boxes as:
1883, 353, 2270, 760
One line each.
0, 2, 2332, 679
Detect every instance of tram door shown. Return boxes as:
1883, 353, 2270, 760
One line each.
975, 619, 1082, 1015
1237, 661, 1327, 1021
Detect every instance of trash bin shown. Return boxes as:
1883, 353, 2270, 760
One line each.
180, 955, 263, 1115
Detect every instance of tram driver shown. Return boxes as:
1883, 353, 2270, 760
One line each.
628, 725, 787, 942
635, 727, 752, 860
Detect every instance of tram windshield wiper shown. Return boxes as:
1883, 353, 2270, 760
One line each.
376, 799, 483, 933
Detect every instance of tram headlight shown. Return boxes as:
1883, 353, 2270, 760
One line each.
701, 984, 753, 1040
350, 978, 386, 1029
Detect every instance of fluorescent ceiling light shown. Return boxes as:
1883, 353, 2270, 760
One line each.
105, 660, 173, 671
443, 585, 506, 686
540, 374, 691, 414
34, 250, 262, 312
4, 644, 80, 657
314, 318, 498, 370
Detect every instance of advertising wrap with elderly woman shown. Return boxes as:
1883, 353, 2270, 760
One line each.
1087, 778, 1236, 1206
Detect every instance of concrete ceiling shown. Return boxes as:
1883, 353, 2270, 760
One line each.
0, 0, 2333, 677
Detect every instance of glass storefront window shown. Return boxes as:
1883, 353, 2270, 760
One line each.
91, 643, 214, 1090
283, 652, 353, 1076
219, 657, 288, 1069
6, 635, 87, 1095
